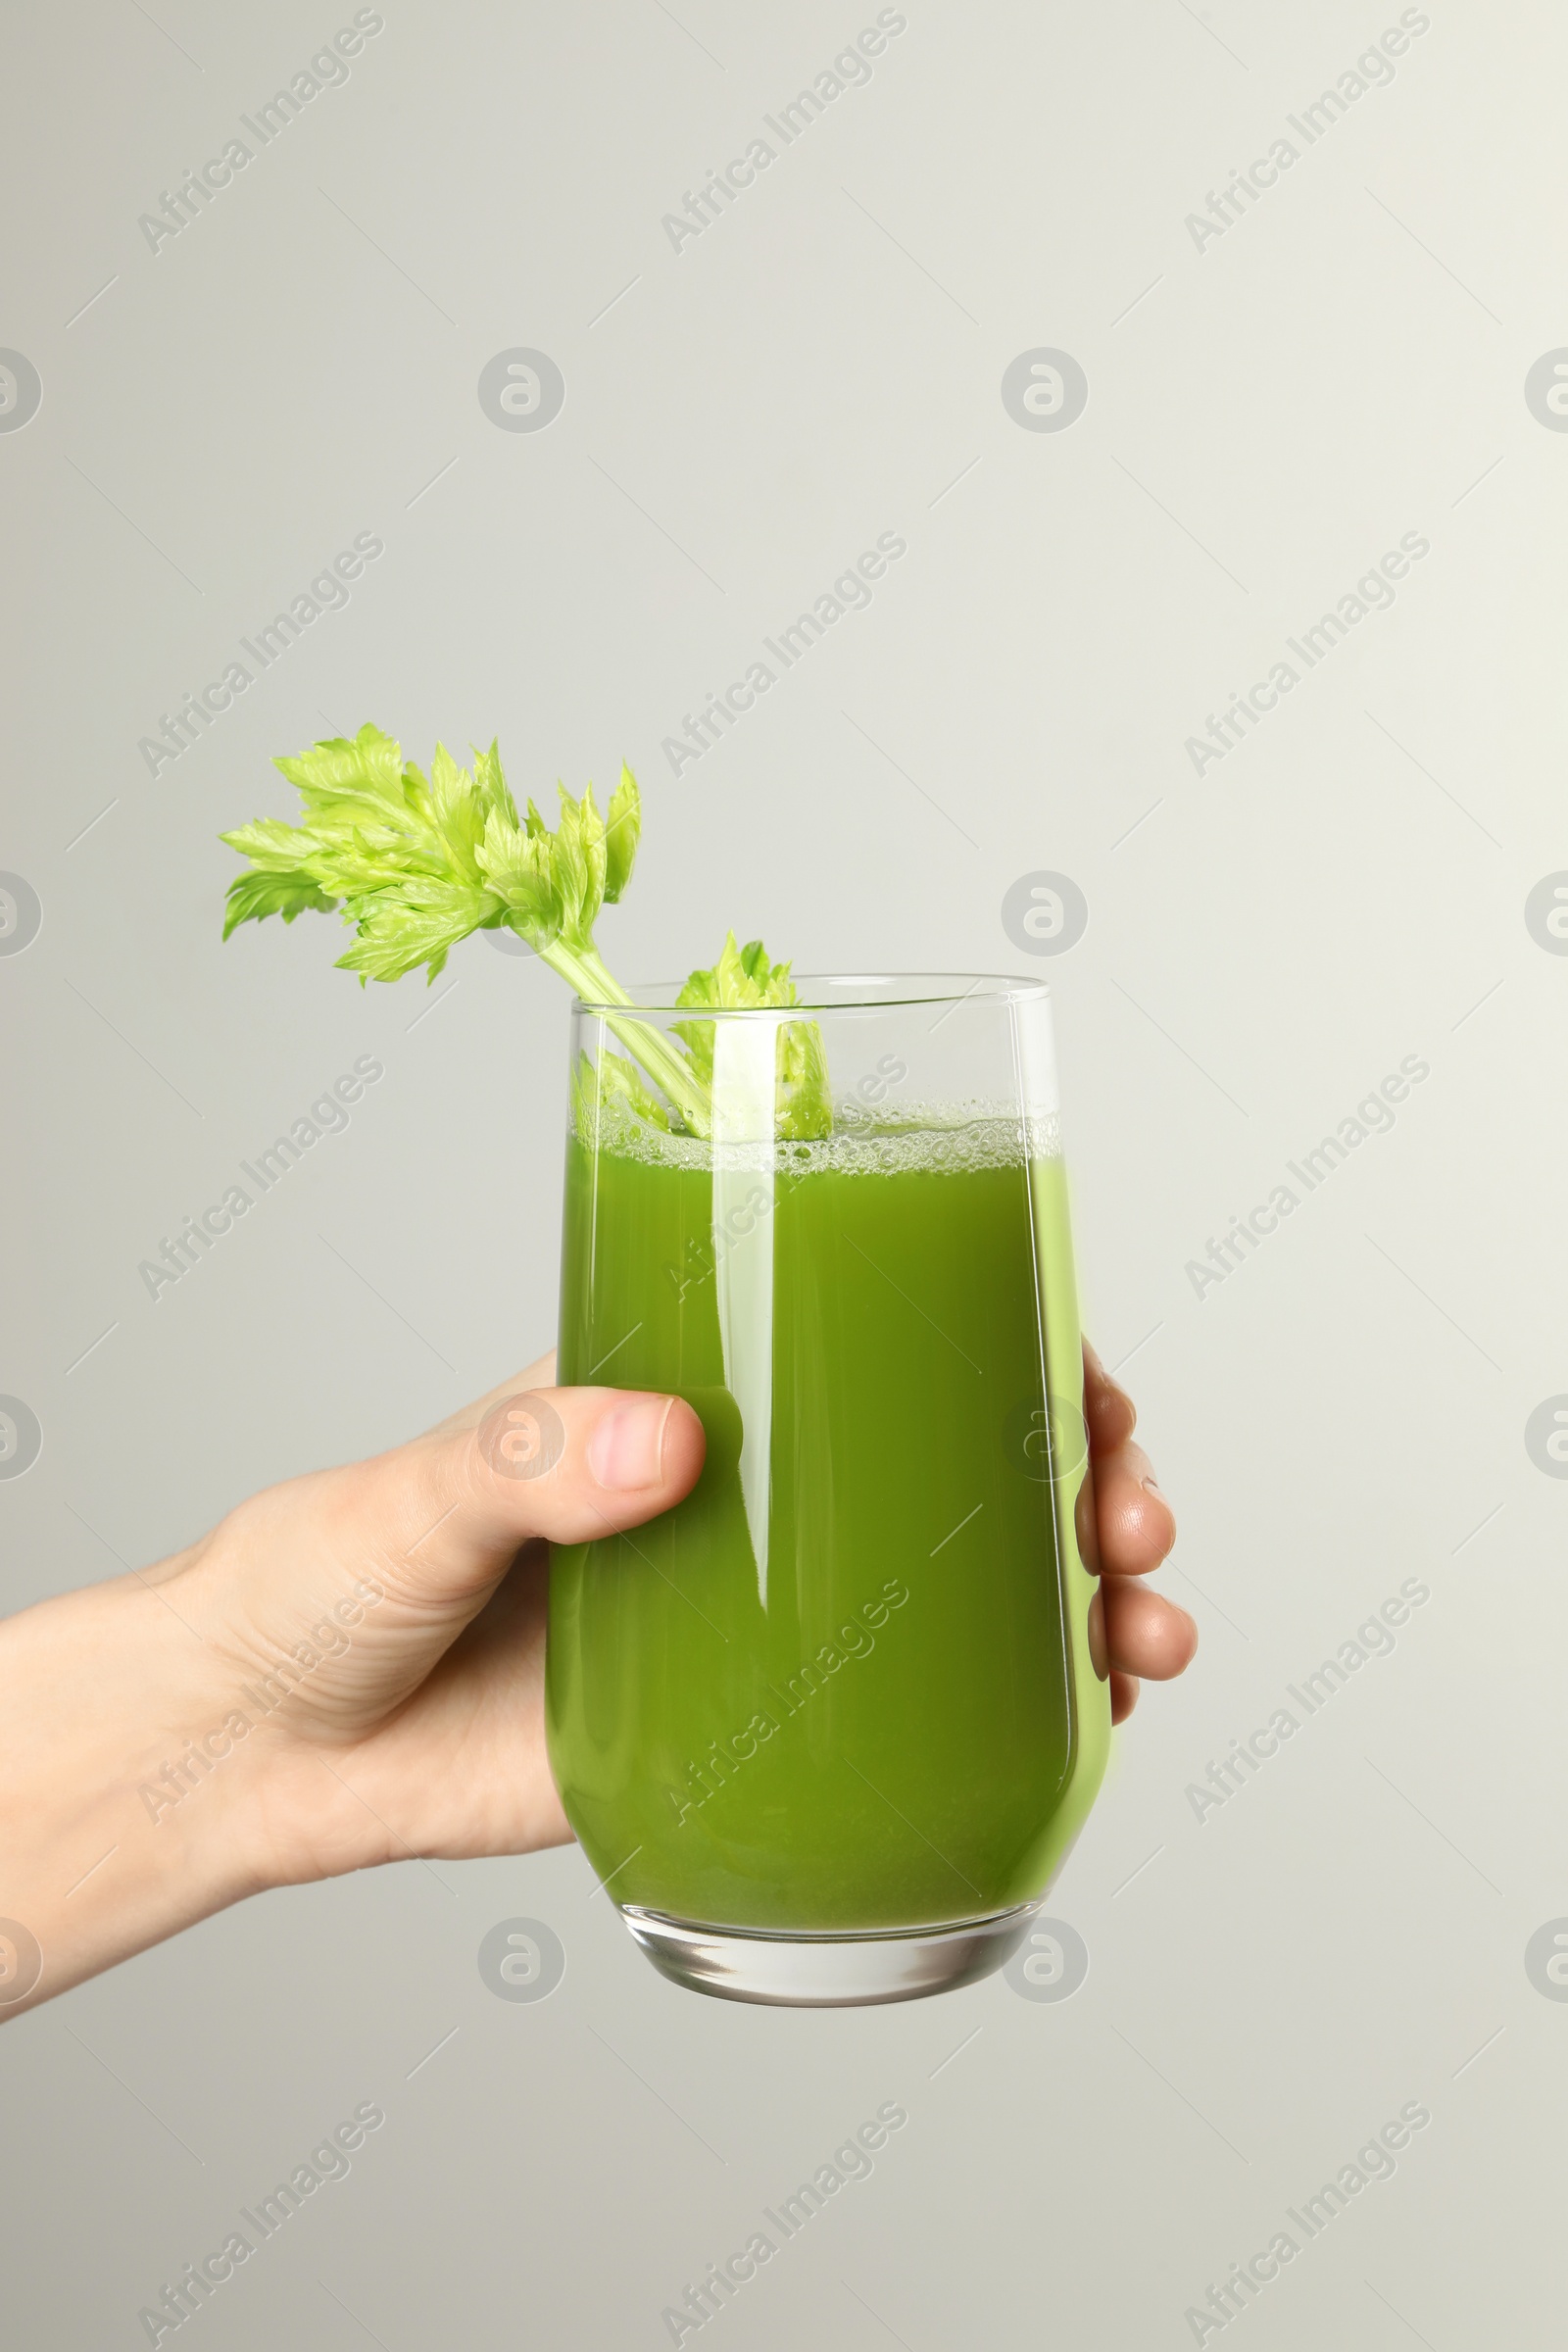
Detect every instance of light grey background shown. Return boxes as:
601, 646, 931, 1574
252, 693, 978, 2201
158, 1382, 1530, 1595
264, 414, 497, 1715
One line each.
2, 1, 1561, 2344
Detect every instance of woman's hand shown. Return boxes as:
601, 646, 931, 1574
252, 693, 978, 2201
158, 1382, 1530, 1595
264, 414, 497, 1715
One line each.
1082, 1342, 1197, 1722
0, 1358, 703, 2018
0, 1344, 1192, 2017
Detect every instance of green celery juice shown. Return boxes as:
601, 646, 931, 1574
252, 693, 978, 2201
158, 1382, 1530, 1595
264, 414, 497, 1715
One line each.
546, 1108, 1109, 1933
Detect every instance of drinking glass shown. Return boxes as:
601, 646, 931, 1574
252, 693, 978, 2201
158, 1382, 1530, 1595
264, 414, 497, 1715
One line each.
546, 975, 1109, 2005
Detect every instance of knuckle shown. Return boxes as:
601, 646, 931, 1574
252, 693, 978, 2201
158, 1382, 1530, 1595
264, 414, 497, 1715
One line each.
474, 1390, 568, 1486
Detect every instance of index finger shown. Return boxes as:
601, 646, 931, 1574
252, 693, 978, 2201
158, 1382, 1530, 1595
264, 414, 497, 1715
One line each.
1083, 1339, 1136, 1455
423, 1350, 559, 1439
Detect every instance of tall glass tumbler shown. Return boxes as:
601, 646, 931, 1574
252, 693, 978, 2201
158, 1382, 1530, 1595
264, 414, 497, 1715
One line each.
546, 976, 1110, 2005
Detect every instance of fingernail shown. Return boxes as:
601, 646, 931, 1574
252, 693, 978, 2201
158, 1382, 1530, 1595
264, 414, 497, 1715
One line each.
1142, 1473, 1163, 1496
588, 1397, 673, 1491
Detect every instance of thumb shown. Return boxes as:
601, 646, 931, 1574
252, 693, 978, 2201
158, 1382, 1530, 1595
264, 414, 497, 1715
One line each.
359, 1385, 707, 1611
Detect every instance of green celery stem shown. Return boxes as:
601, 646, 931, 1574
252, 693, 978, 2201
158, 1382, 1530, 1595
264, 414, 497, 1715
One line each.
535, 938, 710, 1134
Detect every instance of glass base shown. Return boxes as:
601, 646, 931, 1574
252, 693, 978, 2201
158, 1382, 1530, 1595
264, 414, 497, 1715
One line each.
619, 1901, 1038, 2007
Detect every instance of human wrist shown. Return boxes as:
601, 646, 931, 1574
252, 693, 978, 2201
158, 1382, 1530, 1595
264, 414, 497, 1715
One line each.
0, 1552, 303, 2015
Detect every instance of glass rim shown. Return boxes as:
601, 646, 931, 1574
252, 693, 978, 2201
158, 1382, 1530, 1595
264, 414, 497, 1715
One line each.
570, 971, 1053, 1016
